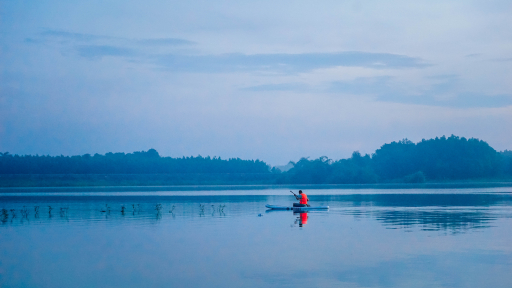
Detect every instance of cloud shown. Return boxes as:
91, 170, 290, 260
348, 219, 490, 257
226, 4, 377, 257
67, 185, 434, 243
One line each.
40, 30, 110, 42
242, 75, 512, 108
25, 30, 197, 61
75, 45, 135, 59
136, 38, 195, 46
242, 83, 310, 92
32, 30, 196, 47
328, 75, 512, 108
26, 30, 427, 73
379, 92, 512, 108
328, 76, 394, 95
489, 57, 512, 62
154, 52, 428, 74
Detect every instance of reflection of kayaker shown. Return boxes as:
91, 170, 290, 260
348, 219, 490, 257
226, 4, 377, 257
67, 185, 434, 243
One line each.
291, 190, 310, 207
299, 212, 308, 226
294, 212, 309, 227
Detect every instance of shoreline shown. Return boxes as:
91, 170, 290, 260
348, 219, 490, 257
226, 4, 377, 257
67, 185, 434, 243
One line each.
1, 182, 512, 193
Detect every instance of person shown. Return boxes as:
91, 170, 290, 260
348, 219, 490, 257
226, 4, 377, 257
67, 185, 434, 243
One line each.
293, 190, 309, 207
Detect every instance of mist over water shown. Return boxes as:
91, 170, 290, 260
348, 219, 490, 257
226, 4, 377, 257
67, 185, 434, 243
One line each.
1, 189, 512, 287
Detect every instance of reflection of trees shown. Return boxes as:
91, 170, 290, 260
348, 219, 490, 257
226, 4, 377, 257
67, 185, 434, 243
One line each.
332, 194, 511, 232
372, 209, 495, 232
327, 194, 512, 208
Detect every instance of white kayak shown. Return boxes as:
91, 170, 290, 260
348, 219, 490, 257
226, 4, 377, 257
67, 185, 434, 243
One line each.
265, 204, 329, 210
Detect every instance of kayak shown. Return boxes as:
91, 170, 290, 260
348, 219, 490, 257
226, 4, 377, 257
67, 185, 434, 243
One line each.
265, 204, 329, 210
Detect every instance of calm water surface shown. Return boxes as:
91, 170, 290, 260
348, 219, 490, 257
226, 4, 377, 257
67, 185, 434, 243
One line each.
1, 188, 512, 287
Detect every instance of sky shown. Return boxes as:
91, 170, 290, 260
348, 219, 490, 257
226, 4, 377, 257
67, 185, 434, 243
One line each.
1, 0, 511, 165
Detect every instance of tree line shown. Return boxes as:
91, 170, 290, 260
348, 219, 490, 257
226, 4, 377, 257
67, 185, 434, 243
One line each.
0, 149, 271, 174
278, 135, 512, 184
1, 135, 512, 184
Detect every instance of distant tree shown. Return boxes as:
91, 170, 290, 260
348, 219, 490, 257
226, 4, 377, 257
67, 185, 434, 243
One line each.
285, 157, 333, 184
1, 135, 509, 184
372, 135, 500, 180
500, 150, 512, 176
0, 149, 271, 174
402, 171, 426, 183
372, 138, 417, 180
281, 135, 504, 184
329, 152, 378, 184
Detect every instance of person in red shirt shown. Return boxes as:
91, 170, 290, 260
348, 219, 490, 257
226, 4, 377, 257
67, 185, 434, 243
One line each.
293, 190, 309, 207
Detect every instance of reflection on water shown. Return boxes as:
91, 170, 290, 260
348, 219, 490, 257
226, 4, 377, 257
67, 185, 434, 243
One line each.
374, 209, 495, 232
1, 191, 512, 288
294, 212, 308, 227
2, 194, 511, 232
0, 196, 239, 227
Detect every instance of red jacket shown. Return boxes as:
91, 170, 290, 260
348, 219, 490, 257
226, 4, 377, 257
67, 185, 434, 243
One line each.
299, 193, 308, 204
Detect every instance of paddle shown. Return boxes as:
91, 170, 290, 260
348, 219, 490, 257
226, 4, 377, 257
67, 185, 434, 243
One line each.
290, 191, 299, 200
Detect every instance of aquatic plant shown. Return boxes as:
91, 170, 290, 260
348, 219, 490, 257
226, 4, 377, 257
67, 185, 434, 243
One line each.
219, 204, 226, 216
101, 204, 111, 213
198, 204, 205, 216
21, 206, 29, 218
169, 205, 175, 213
155, 204, 162, 213
1, 209, 8, 222
10, 209, 16, 218
121, 205, 126, 214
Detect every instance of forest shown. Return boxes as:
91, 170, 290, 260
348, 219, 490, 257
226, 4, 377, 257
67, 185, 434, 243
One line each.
1, 135, 512, 186
279, 135, 512, 184
0, 149, 270, 174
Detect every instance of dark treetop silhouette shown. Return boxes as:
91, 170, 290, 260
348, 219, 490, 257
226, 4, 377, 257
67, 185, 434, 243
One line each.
1, 135, 512, 186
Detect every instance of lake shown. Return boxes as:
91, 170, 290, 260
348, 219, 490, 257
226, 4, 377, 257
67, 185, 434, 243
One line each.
1, 188, 512, 287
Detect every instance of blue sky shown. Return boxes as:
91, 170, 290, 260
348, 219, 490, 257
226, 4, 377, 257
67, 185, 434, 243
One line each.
1, 0, 511, 164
